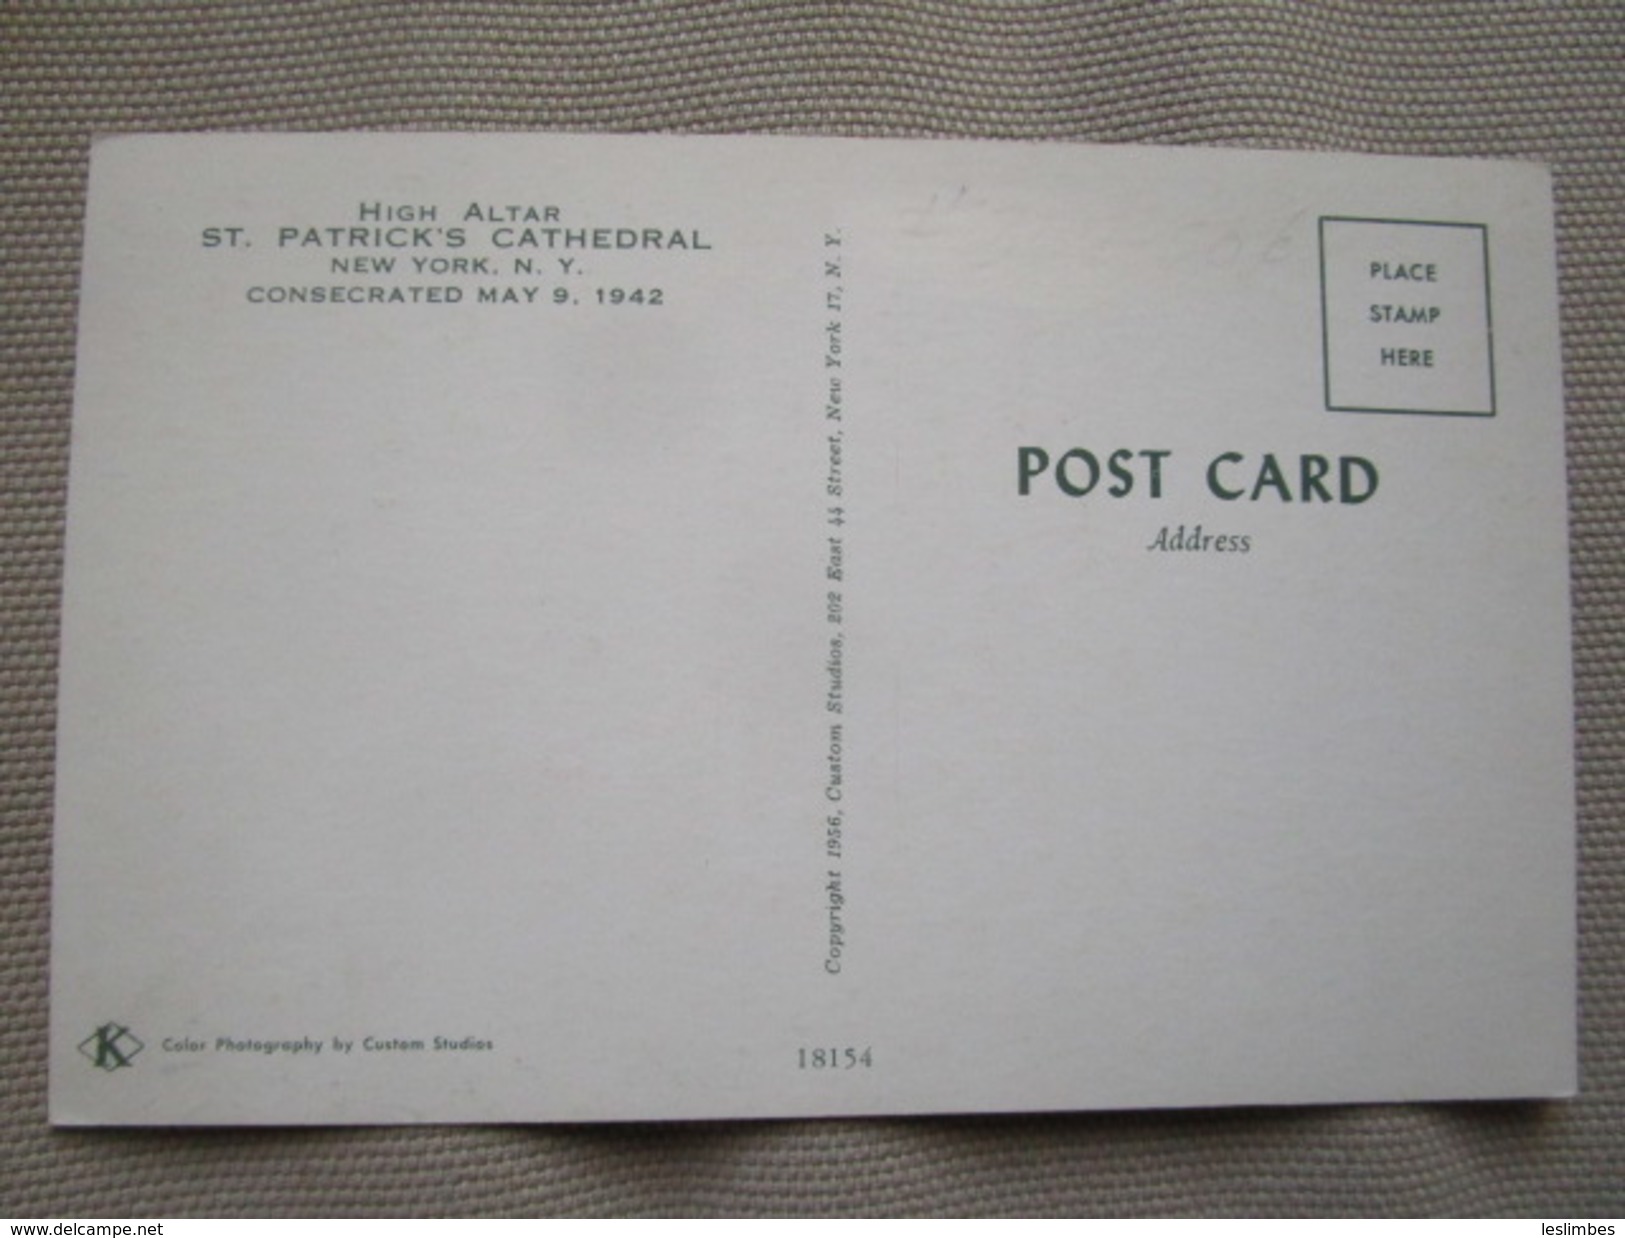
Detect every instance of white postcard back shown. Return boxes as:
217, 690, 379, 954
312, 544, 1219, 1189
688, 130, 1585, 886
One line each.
50, 134, 1575, 1124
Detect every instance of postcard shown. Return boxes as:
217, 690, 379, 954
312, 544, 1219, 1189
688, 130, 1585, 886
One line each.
50, 134, 1574, 1123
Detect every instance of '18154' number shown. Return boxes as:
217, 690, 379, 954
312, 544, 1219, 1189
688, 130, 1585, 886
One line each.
798, 1046, 873, 1070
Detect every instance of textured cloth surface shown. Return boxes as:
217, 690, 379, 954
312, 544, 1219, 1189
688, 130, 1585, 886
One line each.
2, 0, 1621, 1218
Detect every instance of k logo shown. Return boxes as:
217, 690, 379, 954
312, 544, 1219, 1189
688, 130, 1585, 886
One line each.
78, 1022, 143, 1071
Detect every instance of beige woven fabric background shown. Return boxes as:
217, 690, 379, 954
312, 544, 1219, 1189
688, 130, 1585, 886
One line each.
3, 0, 1621, 1217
